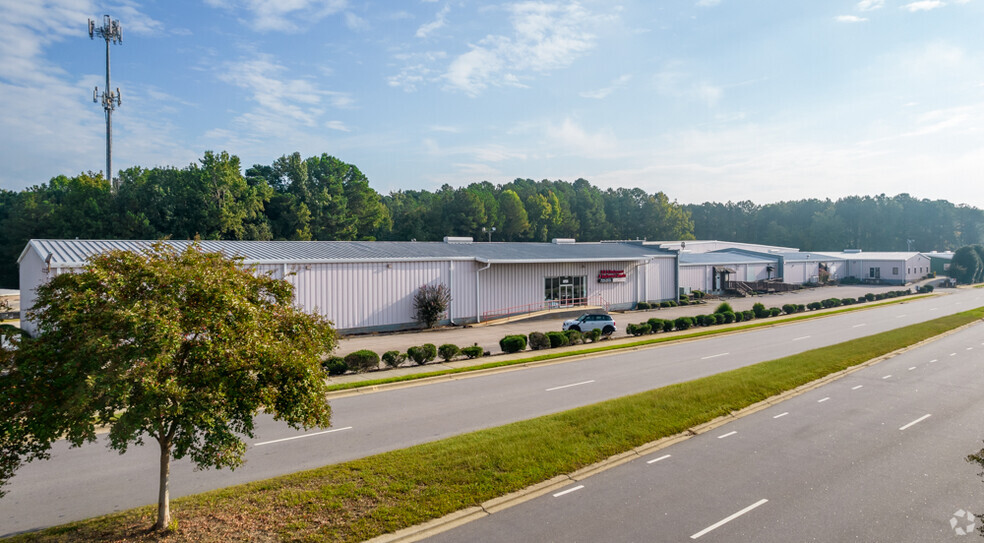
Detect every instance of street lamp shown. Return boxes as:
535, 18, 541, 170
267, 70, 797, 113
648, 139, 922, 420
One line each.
482, 226, 496, 242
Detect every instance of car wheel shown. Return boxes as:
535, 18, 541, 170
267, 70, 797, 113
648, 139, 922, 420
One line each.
570, 325, 581, 332
602, 325, 615, 335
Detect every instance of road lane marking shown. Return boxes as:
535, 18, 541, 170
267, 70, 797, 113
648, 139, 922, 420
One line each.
852, 385, 863, 390
701, 352, 730, 360
929, 359, 938, 363
254, 426, 353, 447
792, 336, 811, 341
553, 485, 584, 497
930, 308, 939, 311
951, 353, 957, 357
882, 375, 892, 379
773, 412, 789, 419
852, 323, 867, 328
690, 499, 769, 539
896, 314, 907, 319
545, 380, 596, 392
908, 367, 916, 371
818, 397, 830, 403
717, 431, 737, 439
647, 454, 672, 464
899, 414, 931, 431
968, 347, 974, 351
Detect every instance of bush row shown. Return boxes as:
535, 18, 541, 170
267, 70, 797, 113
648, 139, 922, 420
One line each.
500, 327, 606, 354
326, 342, 486, 375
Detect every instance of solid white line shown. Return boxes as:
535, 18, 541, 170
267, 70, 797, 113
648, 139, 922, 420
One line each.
773, 412, 789, 419
254, 426, 353, 447
908, 366, 916, 371
647, 454, 672, 464
852, 385, 863, 390
701, 352, 730, 360
717, 431, 737, 439
553, 485, 584, 497
792, 336, 811, 341
899, 414, 931, 431
545, 380, 596, 392
818, 397, 830, 403
852, 323, 867, 328
690, 499, 769, 539
882, 375, 892, 379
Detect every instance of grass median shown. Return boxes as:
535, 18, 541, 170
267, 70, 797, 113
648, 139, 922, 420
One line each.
9, 305, 981, 543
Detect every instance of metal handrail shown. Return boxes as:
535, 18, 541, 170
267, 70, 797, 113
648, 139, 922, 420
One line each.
481, 294, 609, 320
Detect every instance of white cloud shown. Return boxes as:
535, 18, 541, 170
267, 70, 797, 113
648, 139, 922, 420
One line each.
416, 4, 450, 38
203, 0, 348, 32
442, 2, 598, 96
902, 1, 946, 12
580, 74, 632, 99
696, 0, 721, 6
857, 0, 885, 11
345, 12, 369, 31
653, 61, 723, 106
835, 15, 868, 22
544, 118, 620, 159
325, 120, 351, 132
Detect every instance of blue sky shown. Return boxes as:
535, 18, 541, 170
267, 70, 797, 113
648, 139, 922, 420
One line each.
2, 0, 983, 207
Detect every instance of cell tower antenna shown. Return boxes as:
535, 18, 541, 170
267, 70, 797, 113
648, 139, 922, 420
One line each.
88, 14, 123, 191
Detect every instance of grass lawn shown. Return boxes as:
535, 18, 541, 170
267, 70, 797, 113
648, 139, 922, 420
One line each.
7, 305, 980, 543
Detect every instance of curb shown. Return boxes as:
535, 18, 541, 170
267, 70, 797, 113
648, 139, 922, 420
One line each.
362, 316, 981, 543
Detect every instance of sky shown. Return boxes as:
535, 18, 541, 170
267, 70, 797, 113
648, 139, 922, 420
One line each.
1, 0, 983, 208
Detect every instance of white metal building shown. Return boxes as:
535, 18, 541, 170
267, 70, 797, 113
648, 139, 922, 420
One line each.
18, 238, 679, 335
678, 250, 780, 293
814, 251, 931, 285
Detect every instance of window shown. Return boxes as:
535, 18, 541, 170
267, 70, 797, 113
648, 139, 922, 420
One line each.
869, 267, 880, 279
893, 267, 900, 275
544, 276, 587, 306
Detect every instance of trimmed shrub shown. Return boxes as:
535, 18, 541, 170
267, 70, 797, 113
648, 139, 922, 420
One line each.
546, 331, 570, 348
668, 301, 678, 307
382, 350, 406, 368
919, 284, 935, 293
422, 343, 437, 362
678, 299, 689, 306
769, 307, 782, 317
713, 313, 726, 325
821, 298, 841, 308
679, 294, 690, 303
647, 318, 664, 332
661, 319, 675, 332
841, 298, 854, 305
344, 349, 380, 373
528, 331, 551, 350
752, 302, 768, 318
627, 323, 651, 336
693, 290, 706, 299
715, 302, 734, 314
461, 345, 484, 359
564, 329, 583, 344
499, 335, 528, 353
733, 311, 744, 322
856, 296, 867, 304
782, 304, 797, 315
588, 328, 603, 342
865, 292, 876, 301
636, 301, 651, 310
406, 346, 427, 365
673, 316, 694, 330
323, 356, 348, 376
797, 304, 806, 312
742, 310, 755, 321
807, 301, 822, 311
721, 311, 736, 323
438, 344, 460, 362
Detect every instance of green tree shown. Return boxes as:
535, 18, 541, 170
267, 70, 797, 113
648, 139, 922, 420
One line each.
0, 243, 337, 530
950, 245, 982, 284
498, 189, 530, 241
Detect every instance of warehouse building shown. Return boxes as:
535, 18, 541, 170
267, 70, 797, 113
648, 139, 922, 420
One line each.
814, 250, 931, 285
18, 238, 679, 335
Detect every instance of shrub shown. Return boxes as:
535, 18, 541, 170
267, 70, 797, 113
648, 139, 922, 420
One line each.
673, 316, 694, 330
692, 290, 706, 299
769, 307, 782, 317
323, 356, 348, 376
742, 310, 755, 321
721, 311, 736, 323
865, 292, 876, 301
678, 299, 689, 306
842, 297, 854, 305
661, 319, 675, 332
782, 304, 797, 315
647, 318, 664, 331
406, 346, 427, 365
857, 296, 867, 304
715, 302, 734, 314
807, 301, 822, 311
668, 301, 677, 307
636, 301, 651, 310
821, 298, 841, 308
733, 311, 744, 322
382, 350, 407, 368
659, 301, 671, 308
438, 344, 460, 362
528, 331, 551, 350
587, 328, 603, 342
546, 331, 570, 348
422, 343, 437, 361
344, 349, 380, 373
713, 313, 726, 324
412, 283, 452, 328
797, 304, 806, 312
919, 284, 935, 293
752, 302, 769, 318
499, 335, 527, 353
461, 345, 484, 359
564, 329, 583, 344
680, 294, 690, 303
627, 323, 651, 336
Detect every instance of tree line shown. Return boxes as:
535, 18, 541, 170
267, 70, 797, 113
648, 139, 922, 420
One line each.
3, 150, 984, 287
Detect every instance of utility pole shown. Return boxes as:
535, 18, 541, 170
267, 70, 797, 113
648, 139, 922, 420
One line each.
88, 15, 122, 191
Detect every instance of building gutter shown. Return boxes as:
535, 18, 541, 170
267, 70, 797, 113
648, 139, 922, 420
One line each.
476, 261, 491, 323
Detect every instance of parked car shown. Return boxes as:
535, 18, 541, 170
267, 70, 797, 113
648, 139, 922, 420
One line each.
562, 313, 617, 335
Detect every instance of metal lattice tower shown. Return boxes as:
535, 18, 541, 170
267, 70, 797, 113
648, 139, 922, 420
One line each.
88, 15, 122, 191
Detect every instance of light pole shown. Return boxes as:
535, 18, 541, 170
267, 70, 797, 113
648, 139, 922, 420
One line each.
482, 226, 496, 242
89, 15, 122, 191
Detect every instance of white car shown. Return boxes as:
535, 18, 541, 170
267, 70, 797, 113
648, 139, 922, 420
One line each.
562, 313, 617, 335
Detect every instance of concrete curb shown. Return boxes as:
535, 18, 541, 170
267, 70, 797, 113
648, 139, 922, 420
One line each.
362, 316, 981, 543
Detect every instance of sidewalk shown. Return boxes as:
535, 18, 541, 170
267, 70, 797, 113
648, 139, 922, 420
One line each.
335, 283, 927, 364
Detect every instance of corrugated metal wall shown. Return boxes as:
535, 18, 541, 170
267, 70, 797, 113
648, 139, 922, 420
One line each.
679, 266, 710, 292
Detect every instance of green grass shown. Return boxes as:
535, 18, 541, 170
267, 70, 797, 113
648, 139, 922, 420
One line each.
327, 295, 932, 392
8, 304, 979, 543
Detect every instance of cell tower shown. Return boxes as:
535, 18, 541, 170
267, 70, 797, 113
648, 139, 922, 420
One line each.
88, 15, 122, 191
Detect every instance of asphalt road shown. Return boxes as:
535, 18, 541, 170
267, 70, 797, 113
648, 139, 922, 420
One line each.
425, 316, 984, 542
2, 288, 983, 536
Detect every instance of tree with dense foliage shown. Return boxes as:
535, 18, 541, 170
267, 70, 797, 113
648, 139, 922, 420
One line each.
951, 245, 983, 284
412, 283, 452, 328
0, 243, 338, 531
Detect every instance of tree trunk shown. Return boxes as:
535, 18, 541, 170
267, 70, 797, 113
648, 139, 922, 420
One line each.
155, 438, 171, 531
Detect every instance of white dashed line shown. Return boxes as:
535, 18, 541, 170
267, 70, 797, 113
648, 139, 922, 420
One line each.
553, 485, 584, 498
254, 426, 353, 447
896, 314, 907, 319
690, 499, 769, 539
908, 367, 916, 371
818, 397, 830, 403
930, 308, 939, 312
929, 359, 938, 364
718, 431, 737, 439
950, 353, 957, 357
792, 336, 811, 341
899, 414, 931, 431
882, 374, 892, 379
701, 352, 730, 360
968, 347, 974, 351
647, 454, 672, 464
773, 412, 789, 419
852, 385, 863, 390
545, 380, 596, 392
852, 323, 867, 328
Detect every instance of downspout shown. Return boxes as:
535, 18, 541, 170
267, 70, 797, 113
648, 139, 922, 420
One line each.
448, 260, 456, 325
674, 250, 681, 303
476, 261, 491, 323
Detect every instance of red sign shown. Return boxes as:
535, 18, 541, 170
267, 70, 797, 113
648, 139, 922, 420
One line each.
598, 269, 626, 283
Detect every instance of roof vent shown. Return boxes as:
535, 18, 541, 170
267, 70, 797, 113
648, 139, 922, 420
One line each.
552, 238, 576, 244
443, 236, 473, 244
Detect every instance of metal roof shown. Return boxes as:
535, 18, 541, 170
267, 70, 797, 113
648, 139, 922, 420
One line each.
813, 251, 926, 261
20, 239, 674, 267
679, 251, 777, 266
773, 251, 844, 262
